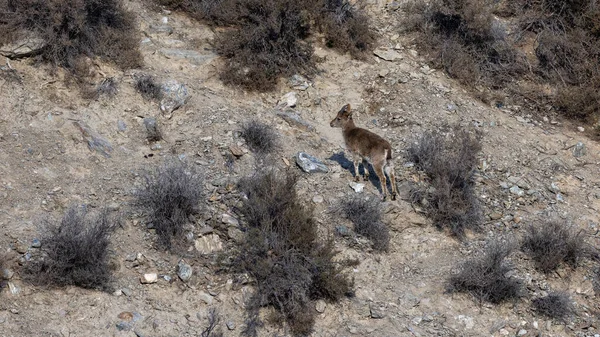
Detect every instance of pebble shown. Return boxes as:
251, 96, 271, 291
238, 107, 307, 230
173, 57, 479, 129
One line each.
315, 300, 326, 313
177, 260, 193, 282
140, 273, 158, 284
277, 91, 298, 108
517, 329, 527, 336
226, 321, 236, 330
30, 239, 41, 248
221, 213, 239, 227
312, 195, 324, 203
295, 152, 329, 173
349, 182, 365, 193
121, 288, 132, 296
370, 305, 385, 319
198, 291, 213, 305
509, 185, 525, 197
2, 268, 14, 279
573, 142, 586, 157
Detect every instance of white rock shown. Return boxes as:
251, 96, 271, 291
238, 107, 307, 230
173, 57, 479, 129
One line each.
195, 234, 224, 254
349, 182, 365, 193
140, 273, 158, 284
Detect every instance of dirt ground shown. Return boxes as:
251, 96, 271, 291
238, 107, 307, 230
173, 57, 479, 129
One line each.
1, 1, 600, 336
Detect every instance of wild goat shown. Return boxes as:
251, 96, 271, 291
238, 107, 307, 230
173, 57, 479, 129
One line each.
330, 104, 397, 200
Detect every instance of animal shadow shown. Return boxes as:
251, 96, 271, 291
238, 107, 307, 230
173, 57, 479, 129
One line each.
328, 151, 390, 194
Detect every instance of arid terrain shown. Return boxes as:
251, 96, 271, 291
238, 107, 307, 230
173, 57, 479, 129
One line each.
1, 1, 600, 336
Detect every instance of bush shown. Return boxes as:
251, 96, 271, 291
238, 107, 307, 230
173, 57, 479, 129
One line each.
521, 221, 586, 273
338, 196, 389, 251
135, 159, 204, 250
156, 0, 374, 91
532, 291, 573, 319
236, 169, 353, 336
0, 0, 142, 74
407, 125, 483, 239
201, 308, 223, 337
134, 74, 163, 101
448, 241, 523, 304
240, 120, 279, 156
24, 206, 118, 290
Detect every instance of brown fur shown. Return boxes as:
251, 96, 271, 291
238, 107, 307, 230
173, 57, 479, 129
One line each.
330, 104, 398, 200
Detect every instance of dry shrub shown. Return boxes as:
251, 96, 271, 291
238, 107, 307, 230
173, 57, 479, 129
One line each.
448, 241, 523, 304
532, 291, 574, 319
134, 74, 162, 101
521, 221, 586, 273
24, 206, 118, 290
201, 308, 223, 337
236, 169, 353, 336
240, 120, 279, 156
135, 159, 203, 250
156, 0, 374, 91
0, 0, 142, 73
338, 196, 389, 252
407, 125, 483, 239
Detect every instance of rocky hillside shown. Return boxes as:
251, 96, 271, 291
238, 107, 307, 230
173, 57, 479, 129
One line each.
1, 1, 600, 336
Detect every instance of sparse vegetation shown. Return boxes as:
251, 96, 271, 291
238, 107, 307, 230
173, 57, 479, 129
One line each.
448, 241, 522, 304
240, 120, 279, 156
532, 291, 573, 319
0, 0, 142, 76
134, 74, 162, 101
338, 196, 389, 251
155, 0, 375, 91
403, 0, 600, 128
235, 169, 353, 336
407, 125, 483, 239
201, 308, 223, 337
24, 206, 118, 290
521, 221, 586, 273
135, 159, 204, 250
90, 77, 119, 99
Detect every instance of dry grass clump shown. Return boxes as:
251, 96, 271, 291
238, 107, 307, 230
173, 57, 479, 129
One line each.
24, 206, 118, 290
338, 196, 389, 252
407, 125, 483, 239
134, 74, 163, 101
155, 0, 375, 91
135, 159, 204, 250
403, 0, 600, 125
521, 221, 586, 273
0, 0, 142, 75
235, 169, 353, 336
240, 120, 279, 156
448, 240, 523, 304
532, 291, 574, 320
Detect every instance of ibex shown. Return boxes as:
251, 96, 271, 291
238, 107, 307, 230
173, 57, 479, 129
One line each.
330, 104, 398, 201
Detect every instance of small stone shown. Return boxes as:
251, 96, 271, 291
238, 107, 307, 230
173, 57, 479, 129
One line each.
370, 305, 385, 319
226, 321, 236, 330
116, 322, 132, 331
160, 79, 189, 116
229, 145, 244, 158
509, 185, 524, 197
227, 228, 244, 244
533, 321, 538, 329
2, 268, 14, 280
335, 225, 350, 236
177, 260, 193, 282
143, 117, 161, 141
499, 329, 510, 335
315, 300, 326, 313
577, 126, 585, 132
489, 212, 503, 220
113, 289, 123, 296
117, 120, 127, 132
412, 317, 422, 325
198, 291, 213, 305
7, 282, 20, 295
517, 329, 527, 336
295, 152, 329, 173
121, 288, 132, 296
140, 273, 158, 284
289, 74, 309, 90
221, 213, 239, 227
195, 234, 224, 254
277, 92, 298, 108
118, 312, 134, 321
312, 195, 324, 204
349, 182, 365, 193
163, 275, 172, 282
31, 239, 41, 248
373, 47, 402, 61
573, 142, 586, 157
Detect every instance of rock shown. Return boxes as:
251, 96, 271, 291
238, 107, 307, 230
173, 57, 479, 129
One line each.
370, 305, 385, 319
312, 195, 324, 203
148, 24, 174, 35
517, 329, 527, 336
74, 121, 113, 158
229, 145, 244, 158
221, 213, 239, 227
0, 34, 46, 58
143, 117, 161, 141
227, 228, 245, 244
373, 48, 403, 61
226, 321, 236, 330
160, 80, 189, 116
121, 288, 132, 296
140, 273, 158, 284
335, 225, 350, 236
195, 234, 224, 254
116, 322, 133, 331
289, 74, 309, 90
349, 182, 365, 193
7, 282, 20, 295
2, 268, 14, 280
277, 92, 298, 108
573, 142, 586, 157
315, 300, 326, 313
276, 111, 315, 132
457, 315, 475, 329
508, 176, 530, 189
295, 152, 329, 173
118, 312, 134, 321
198, 291, 213, 305
177, 260, 193, 282
159, 49, 215, 65
509, 185, 524, 197
489, 212, 503, 220
30, 239, 41, 248
578, 126, 585, 132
